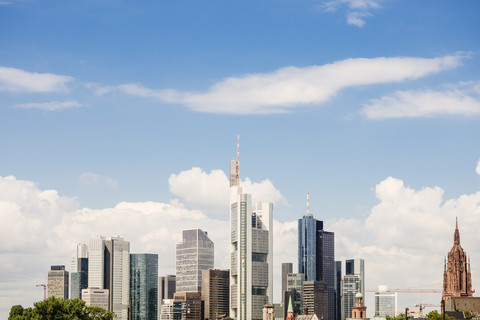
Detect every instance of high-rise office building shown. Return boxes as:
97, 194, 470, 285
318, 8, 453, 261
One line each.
303, 281, 327, 319
176, 229, 214, 293
298, 208, 335, 320
82, 288, 109, 310
174, 292, 202, 320
71, 244, 88, 299
230, 156, 273, 320
341, 275, 361, 320
345, 259, 364, 295
282, 263, 293, 303
202, 269, 230, 320
286, 273, 304, 317
334, 261, 342, 320
88, 236, 130, 320
47, 265, 69, 299
130, 253, 159, 320
159, 275, 177, 319
374, 286, 397, 317
160, 299, 181, 320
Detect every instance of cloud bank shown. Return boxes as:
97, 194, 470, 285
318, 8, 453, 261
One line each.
168, 167, 286, 214
98, 54, 465, 115
362, 82, 480, 119
2, 160, 480, 318
0, 66, 73, 93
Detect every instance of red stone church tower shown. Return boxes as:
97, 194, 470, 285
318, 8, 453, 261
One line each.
442, 218, 473, 303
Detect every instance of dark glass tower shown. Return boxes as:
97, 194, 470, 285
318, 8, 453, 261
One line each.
298, 215, 323, 281
298, 215, 335, 320
130, 253, 159, 320
71, 258, 88, 299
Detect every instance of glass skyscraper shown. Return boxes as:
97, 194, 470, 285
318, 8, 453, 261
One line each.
298, 214, 335, 320
130, 253, 159, 320
71, 244, 88, 300
176, 229, 214, 293
341, 275, 361, 320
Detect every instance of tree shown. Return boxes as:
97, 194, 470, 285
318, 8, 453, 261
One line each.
424, 310, 456, 320
8, 297, 116, 320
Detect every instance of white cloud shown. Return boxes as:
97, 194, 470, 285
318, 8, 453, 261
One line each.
104, 54, 464, 115
362, 83, 480, 119
0, 66, 73, 93
477, 159, 480, 176
14, 100, 84, 111
3, 162, 480, 317
78, 172, 119, 188
168, 167, 287, 214
320, 0, 381, 27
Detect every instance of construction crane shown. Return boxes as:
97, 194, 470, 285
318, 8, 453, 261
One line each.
36, 284, 47, 300
35, 283, 69, 301
365, 288, 442, 293
414, 304, 441, 317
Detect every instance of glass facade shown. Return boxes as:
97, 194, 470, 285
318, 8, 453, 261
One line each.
71, 257, 88, 299
341, 275, 361, 320
298, 215, 323, 281
286, 273, 305, 316
130, 253, 159, 320
298, 215, 335, 320
335, 261, 342, 320
176, 229, 214, 293
375, 291, 397, 317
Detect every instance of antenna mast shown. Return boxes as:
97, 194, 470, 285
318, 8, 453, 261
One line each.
307, 190, 310, 216
237, 133, 240, 179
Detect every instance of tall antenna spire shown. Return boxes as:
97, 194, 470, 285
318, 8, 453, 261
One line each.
307, 190, 310, 216
236, 133, 240, 180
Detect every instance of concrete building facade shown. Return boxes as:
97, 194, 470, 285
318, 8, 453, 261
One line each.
47, 265, 69, 300
176, 229, 214, 293
230, 158, 273, 320
88, 236, 130, 320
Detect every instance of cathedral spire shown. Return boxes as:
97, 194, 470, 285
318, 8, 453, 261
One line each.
454, 217, 460, 245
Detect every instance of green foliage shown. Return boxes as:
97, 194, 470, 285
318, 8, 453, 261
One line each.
424, 310, 456, 320
8, 297, 115, 320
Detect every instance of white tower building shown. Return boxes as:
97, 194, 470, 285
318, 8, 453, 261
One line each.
229, 153, 273, 320
88, 236, 130, 320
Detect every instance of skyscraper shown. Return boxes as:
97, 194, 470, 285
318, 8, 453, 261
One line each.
443, 218, 472, 303
159, 275, 177, 319
374, 286, 397, 317
176, 229, 214, 293
334, 261, 342, 320
341, 275, 361, 320
286, 273, 305, 317
298, 202, 335, 320
47, 265, 69, 299
303, 281, 328, 319
88, 236, 130, 320
345, 259, 364, 295
230, 155, 273, 320
282, 263, 293, 303
130, 253, 159, 320
201, 269, 230, 320
71, 244, 88, 299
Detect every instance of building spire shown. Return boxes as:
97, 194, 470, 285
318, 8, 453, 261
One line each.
307, 190, 310, 216
454, 217, 460, 245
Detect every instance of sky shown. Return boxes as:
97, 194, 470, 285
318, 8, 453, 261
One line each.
1, 0, 480, 318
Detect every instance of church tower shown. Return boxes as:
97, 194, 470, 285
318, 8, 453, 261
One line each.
442, 218, 473, 303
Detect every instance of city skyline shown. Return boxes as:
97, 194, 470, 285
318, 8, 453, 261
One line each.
1, 1, 480, 319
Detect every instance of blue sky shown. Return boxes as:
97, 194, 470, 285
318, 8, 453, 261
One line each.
1, 0, 480, 318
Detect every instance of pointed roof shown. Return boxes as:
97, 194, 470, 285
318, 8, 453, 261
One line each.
454, 217, 460, 245
288, 295, 294, 313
